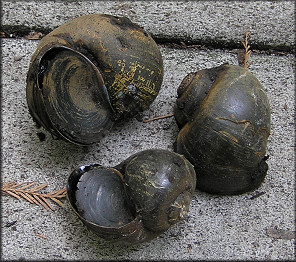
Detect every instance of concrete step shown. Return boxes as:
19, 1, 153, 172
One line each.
1, 1, 295, 51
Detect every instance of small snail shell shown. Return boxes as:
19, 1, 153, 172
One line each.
174, 64, 271, 195
66, 149, 196, 244
26, 14, 163, 145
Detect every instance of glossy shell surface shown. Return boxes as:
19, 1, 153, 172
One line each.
118, 149, 196, 232
174, 64, 271, 195
67, 149, 196, 244
26, 14, 163, 145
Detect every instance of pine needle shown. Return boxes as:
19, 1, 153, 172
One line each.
8, 182, 28, 189
40, 195, 54, 210
46, 188, 67, 197
20, 192, 35, 204
28, 183, 48, 192
29, 194, 41, 206
18, 182, 38, 190
33, 194, 49, 211
50, 197, 65, 207
241, 30, 252, 69
2, 182, 17, 188
1, 181, 67, 211
5, 190, 21, 199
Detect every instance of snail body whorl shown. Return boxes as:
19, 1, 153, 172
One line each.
174, 64, 271, 195
117, 149, 196, 233
26, 14, 163, 145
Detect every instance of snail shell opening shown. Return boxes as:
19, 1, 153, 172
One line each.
70, 166, 134, 227
37, 46, 114, 145
67, 164, 160, 244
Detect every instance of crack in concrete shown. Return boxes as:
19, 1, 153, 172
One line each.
1, 25, 295, 54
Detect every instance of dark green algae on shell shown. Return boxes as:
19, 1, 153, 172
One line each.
67, 149, 196, 244
26, 14, 163, 145
174, 64, 271, 195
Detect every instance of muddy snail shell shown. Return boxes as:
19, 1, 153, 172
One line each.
67, 149, 196, 244
26, 14, 163, 145
174, 64, 271, 195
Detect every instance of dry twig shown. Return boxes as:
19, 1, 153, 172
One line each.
1, 182, 67, 211
143, 113, 174, 123
25, 32, 45, 40
35, 232, 49, 239
241, 31, 252, 69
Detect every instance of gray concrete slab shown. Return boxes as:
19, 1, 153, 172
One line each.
1, 36, 295, 260
2, 1, 295, 50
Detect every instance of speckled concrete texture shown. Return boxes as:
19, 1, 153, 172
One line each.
1, 38, 295, 260
1, 1, 295, 261
1, 1, 295, 49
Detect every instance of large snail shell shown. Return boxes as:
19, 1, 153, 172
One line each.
174, 64, 271, 195
26, 14, 163, 145
66, 149, 196, 244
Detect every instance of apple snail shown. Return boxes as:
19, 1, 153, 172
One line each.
66, 149, 196, 244
174, 64, 271, 195
26, 14, 163, 145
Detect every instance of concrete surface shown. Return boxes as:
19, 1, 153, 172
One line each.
1, 1, 295, 261
1, 1, 295, 50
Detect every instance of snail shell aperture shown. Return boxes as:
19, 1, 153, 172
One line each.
174, 64, 271, 195
26, 14, 164, 145
66, 149, 196, 244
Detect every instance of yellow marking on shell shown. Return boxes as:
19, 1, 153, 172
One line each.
110, 59, 158, 111
216, 117, 270, 137
125, 172, 145, 181
255, 151, 265, 158
218, 131, 239, 143
109, 168, 124, 181
171, 202, 183, 209
126, 158, 167, 196
243, 121, 250, 132
129, 29, 148, 42
99, 40, 108, 53
148, 180, 166, 189
137, 76, 146, 82
228, 72, 247, 88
